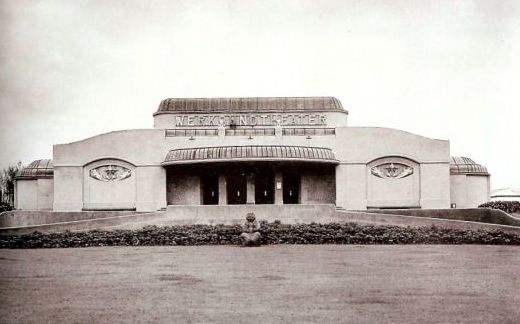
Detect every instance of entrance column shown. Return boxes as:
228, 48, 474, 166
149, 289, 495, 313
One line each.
246, 173, 255, 204
218, 173, 227, 205
274, 171, 283, 205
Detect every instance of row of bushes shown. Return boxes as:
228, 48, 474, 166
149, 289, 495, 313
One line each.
479, 201, 520, 214
1, 222, 519, 248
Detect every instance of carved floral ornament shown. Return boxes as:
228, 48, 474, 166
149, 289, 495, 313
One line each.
370, 162, 413, 179
89, 165, 131, 182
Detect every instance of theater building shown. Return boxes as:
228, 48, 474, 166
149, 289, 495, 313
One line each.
14, 97, 490, 220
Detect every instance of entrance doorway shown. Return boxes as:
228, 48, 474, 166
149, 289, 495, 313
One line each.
255, 170, 274, 204
227, 172, 247, 204
283, 172, 300, 204
201, 172, 219, 205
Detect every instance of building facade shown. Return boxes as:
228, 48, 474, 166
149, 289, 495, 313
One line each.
15, 97, 490, 218
490, 188, 520, 202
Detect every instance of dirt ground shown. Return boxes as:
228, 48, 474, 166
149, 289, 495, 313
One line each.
1, 245, 519, 324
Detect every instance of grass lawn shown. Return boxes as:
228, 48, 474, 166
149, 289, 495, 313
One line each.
1, 245, 519, 323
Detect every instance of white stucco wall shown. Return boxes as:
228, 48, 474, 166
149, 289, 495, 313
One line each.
83, 159, 136, 210
466, 175, 490, 207
53, 130, 168, 212
51, 124, 451, 211
16, 180, 37, 210
420, 163, 451, 208
366, 156, 420, 208
15, 178, 53, 210
36, 178, 54, 210
53, 166, 83, 211
334, 127, 450, 210
136, 166, 167, 210
450, 174, 490, 208
450, 174, 467, 208
53, 129, 340, 211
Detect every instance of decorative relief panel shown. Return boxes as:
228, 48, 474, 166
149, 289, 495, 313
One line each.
89, 165, 131, 182
371, 163, 413, 179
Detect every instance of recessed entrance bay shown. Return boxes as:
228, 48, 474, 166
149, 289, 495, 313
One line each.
166, 161, 334, 206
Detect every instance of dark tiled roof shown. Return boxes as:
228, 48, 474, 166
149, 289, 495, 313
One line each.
16, 159, 53, 179
450, 156, 489, 175
163, 145, 337, 165
155, 97, 345, 114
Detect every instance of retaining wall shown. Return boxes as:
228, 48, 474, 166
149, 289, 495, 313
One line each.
165, 204, 337, 224
363, 208, 520, 227
3, 207, 520, 236
338, 211, 520, 235
0, 210, 139, 227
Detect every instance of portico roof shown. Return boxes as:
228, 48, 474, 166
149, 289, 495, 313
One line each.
163, 145, 338, 165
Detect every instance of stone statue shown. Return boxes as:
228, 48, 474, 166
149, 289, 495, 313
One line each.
239, 212, 261, 246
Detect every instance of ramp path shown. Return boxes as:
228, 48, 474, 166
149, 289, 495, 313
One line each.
1, 208, 520, 235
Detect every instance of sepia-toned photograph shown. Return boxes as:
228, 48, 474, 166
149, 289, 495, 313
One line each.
1, 1, 519, 323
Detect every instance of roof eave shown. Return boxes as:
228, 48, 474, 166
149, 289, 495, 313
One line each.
162, 157, 339, 166
153, 109, 348, 116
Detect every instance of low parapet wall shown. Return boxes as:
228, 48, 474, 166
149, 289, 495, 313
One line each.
0, 212, 163, 235
363, 208, 520, 227
0, 210, 139, 227
166, 204, 337, 224
338, 211, 520, 235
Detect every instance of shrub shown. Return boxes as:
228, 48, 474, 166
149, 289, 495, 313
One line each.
0, 202, 13, 213
1, 223, 519, 248
479, 201, 520, 214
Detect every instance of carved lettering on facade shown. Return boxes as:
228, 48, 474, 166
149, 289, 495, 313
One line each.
172, 113, 327, 127
371, 163, 413, 179
89, 165, 132, 182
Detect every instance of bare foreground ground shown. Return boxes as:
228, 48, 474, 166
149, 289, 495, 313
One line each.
1, 246, 519, 324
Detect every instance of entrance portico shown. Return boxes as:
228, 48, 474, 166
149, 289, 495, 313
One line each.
163, 145, 338, 207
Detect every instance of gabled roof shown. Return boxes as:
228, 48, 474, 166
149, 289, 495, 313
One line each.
155, 97, 346, 115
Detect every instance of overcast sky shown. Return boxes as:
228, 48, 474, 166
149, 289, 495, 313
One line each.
1, 0, 519, 189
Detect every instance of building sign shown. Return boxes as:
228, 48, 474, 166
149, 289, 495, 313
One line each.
172, 113, 327, 127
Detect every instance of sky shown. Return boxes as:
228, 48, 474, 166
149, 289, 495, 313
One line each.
0, 0, 519, 189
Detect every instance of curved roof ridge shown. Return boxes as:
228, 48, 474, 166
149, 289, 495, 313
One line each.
16, 159, 54, 179
155, 97, 346, 115
163, 145, 338, 165
450, 156, 489, 175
